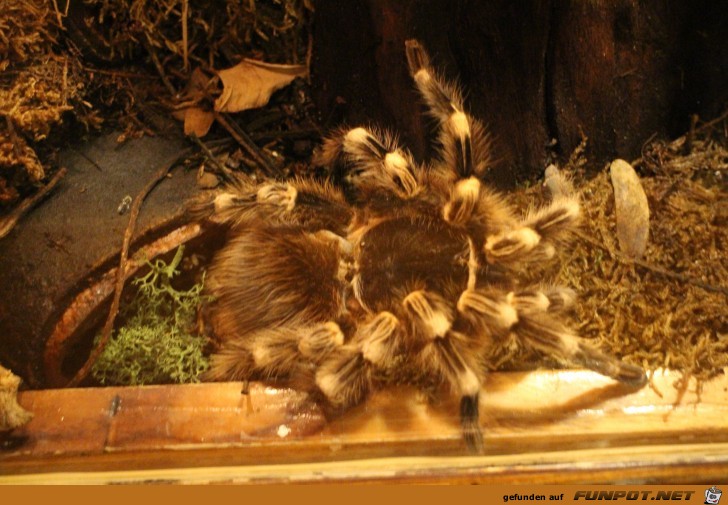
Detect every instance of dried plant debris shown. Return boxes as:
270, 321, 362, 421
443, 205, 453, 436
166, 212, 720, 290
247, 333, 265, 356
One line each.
215, 59, 308, 113
0, 0, 313, 210
1, 1, 66, 200
0, 365, 33, 432
0, 0, 113, 209
91, 246, 210, 386
514, 127, 727, 383
84, 0, 312, 69
177, 59, 308, 138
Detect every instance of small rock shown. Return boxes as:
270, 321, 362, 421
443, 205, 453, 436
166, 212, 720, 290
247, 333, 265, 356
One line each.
196, 169, 220, 189
544, 164, 574, 198
0, 365, 33, 432
610, 159, 650, 260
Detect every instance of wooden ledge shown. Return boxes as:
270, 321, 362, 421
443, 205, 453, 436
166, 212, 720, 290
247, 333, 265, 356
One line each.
1, 369, 727, 483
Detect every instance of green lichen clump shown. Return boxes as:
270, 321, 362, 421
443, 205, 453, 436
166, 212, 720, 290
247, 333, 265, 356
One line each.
91, 246, 210, 386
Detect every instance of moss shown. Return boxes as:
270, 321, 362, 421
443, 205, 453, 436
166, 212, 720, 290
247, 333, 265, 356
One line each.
91, 246, 210, 386
511, 125, 728, 382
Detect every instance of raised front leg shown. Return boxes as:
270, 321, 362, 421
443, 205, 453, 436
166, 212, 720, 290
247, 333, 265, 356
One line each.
316, 126, 421, 202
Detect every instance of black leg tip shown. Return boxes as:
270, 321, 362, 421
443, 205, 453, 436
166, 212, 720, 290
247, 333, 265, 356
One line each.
618, 363, 649, 388
405, 39, 429, 74
460, 394, 484, 454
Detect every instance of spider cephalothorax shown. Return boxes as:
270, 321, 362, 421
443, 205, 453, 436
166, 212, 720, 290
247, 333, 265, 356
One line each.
196, 40, 647, 452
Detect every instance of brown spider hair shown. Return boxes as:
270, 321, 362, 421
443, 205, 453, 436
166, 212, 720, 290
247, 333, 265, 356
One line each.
194, 40, 646, 452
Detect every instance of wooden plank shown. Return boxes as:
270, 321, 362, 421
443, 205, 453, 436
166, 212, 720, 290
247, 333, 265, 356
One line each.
3, 387, 116, 457
1, 369, 727, 482
106, 382, 326, 449
2, 443, 728, 484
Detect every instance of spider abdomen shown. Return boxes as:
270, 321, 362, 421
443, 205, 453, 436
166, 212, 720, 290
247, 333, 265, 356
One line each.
205, 227, 345, 343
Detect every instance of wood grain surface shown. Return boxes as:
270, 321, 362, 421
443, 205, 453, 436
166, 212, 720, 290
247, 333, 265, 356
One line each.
1, 369, 727, 483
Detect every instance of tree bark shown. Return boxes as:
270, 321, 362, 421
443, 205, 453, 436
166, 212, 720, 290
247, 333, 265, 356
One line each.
312, 0, 726, 185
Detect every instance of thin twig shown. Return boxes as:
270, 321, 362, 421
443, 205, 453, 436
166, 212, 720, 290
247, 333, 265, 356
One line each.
5, 117, 24, 161
632, 258, 728, 296
81, 66, 158, 79
70, 148, 103, 171
188, 134, 233, 181
214, 112, 277, 176
685, 114, 699, 154
50, 0, 64, 28
0, 168, 68, 240
182, 0, 189, 72
694, 109, 728, 135
250, 128, 321, 142
144, 37, 177, 97
67, 149, 193, 387
575, 230, 728, 296
305, 22, 313, 83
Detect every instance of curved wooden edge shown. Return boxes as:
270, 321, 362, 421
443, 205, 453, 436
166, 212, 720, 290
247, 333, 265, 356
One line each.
43, 223, 203, 387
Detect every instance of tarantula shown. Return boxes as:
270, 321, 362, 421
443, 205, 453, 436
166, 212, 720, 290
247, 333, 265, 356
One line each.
196, 40, 647, 452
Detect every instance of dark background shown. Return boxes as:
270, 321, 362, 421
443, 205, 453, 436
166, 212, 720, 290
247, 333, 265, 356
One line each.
311, 0, 727, 185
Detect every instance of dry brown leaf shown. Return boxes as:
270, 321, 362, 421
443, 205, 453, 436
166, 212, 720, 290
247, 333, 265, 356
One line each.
183, 107, 215, 138
610, 158, 650, 259
174, 68, 217, 138
184, 67, 215, 102
214, 59, 307, 113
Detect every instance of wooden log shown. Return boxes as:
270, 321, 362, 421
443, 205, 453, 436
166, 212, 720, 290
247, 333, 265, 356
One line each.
1, 369, 727, 483
311, 1, 724, 182
311, 0, 552, 185
549, 1, 686, 165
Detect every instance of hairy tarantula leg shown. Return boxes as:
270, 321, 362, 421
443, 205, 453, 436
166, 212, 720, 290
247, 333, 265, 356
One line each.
429, 335, 484, 453
543, 286, 578, 312
444, 177, 482, 226
544, 164, 576, 199
458, 289, 644, 387
196, 175, 353, 234
249, 328, 302, 379
483, 196, 580, 265
405, 39, 491, 180
507, 287, 577, 315
457, 289, 519, 332
203, 337, 256, 382
315, 348, 370, 408
206, 322, 347, 384
403, 290, 455, 340
484, 226, 544, 264
466, 238, 480, 291
203, 327, 300, 382
298, 322, 346, 364
317, 126, 419, 199
516, 315, 647, 387
315, 312, 400, 409
402, 291, 483, 453
523, 195, 581, 246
